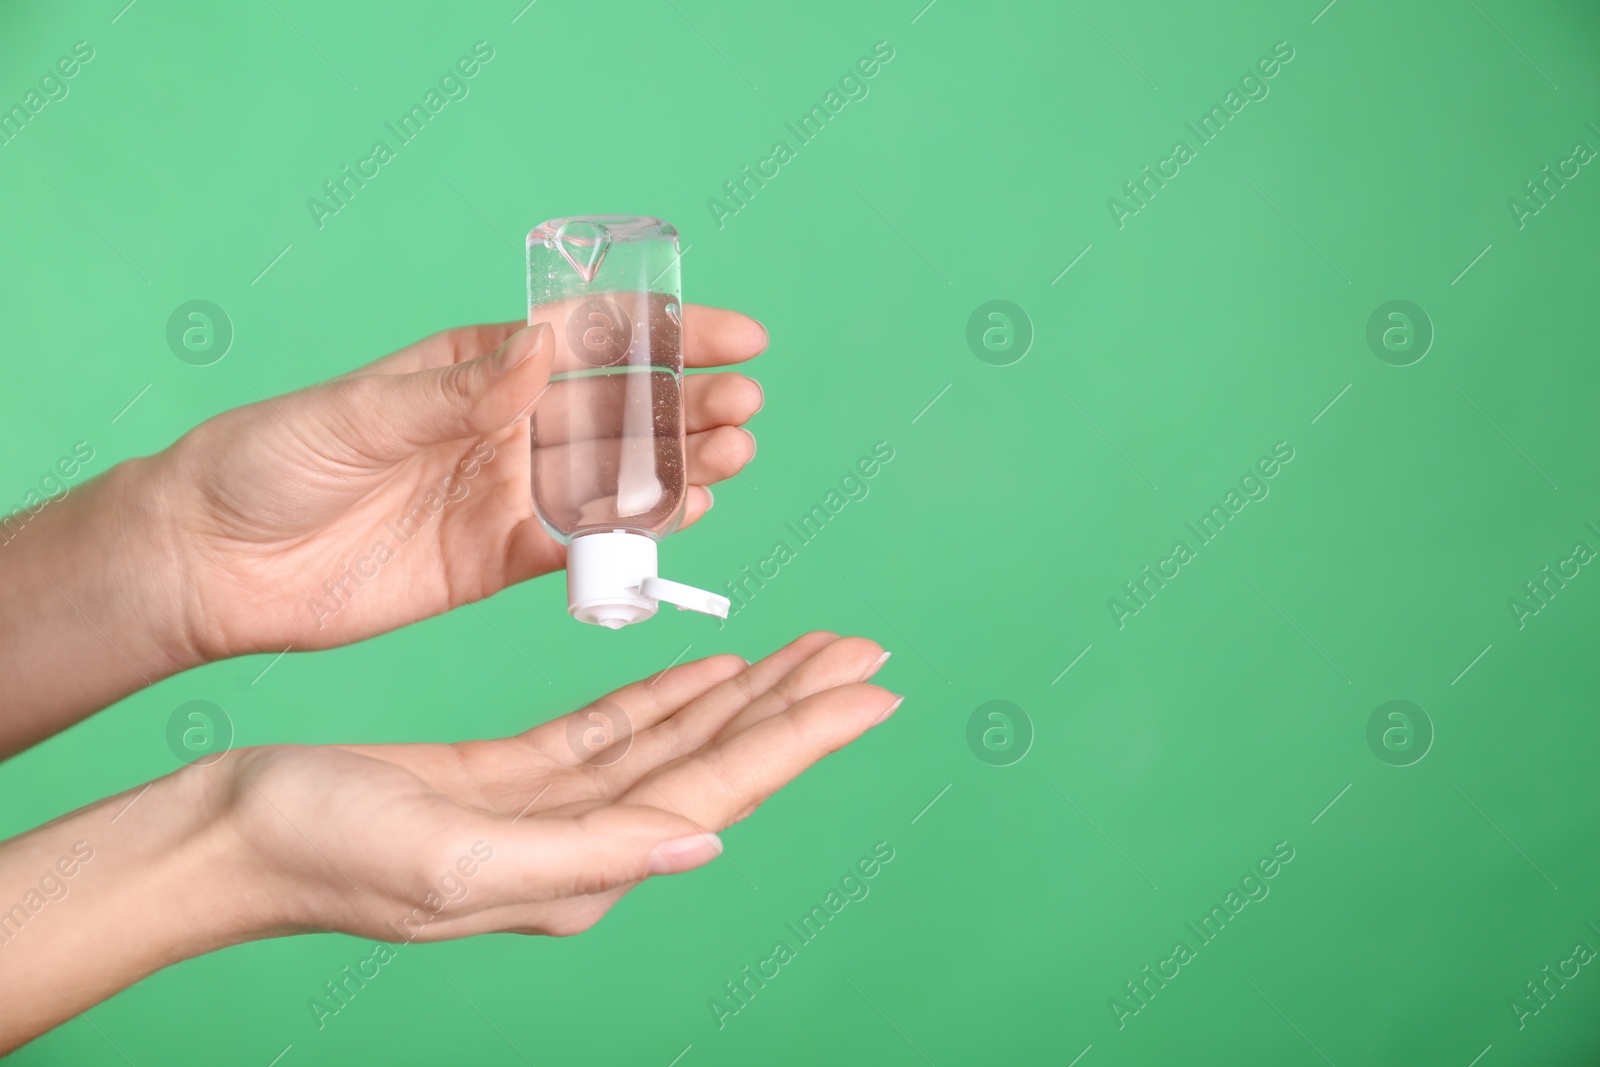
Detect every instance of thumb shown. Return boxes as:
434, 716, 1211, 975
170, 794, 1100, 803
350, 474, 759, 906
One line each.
481, 805, 724, 904
340, 322, 554, 458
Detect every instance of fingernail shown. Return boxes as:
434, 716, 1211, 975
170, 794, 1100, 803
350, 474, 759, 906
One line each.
744, 429, 758, 460
703, 485, 715, 511
864, 651, 891, 679
754, 319, 770, 354
872, 694, 905, 727
499, 322, 552, 372
750, 378, 765, 414
649, 832, 724, 875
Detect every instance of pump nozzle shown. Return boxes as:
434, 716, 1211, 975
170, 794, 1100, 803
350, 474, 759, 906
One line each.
566, 530, 729, 628
640, 577, 729, 617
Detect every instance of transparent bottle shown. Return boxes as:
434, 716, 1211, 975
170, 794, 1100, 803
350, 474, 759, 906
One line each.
527, 215, 729, 628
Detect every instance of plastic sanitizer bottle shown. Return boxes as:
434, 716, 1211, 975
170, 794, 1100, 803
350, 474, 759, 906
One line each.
526, 215, 730, 629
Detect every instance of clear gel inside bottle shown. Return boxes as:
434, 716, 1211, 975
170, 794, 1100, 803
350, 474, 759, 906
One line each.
526, 215, 728, 628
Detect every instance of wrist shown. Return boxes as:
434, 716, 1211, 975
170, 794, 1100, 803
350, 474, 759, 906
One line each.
94, 769, 273, 958
130, 763, 302, 948
101, 451, 217, 670
0, 768, 270, 1051
0, 454, 210, 754
66, 455, 213, 675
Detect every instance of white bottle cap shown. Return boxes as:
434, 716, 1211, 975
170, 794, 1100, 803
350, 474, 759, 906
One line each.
566, 530, 731, 629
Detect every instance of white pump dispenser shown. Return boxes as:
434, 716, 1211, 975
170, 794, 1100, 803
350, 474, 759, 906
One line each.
566, 530, 729, 629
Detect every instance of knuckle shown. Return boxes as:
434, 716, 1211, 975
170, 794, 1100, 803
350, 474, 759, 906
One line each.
771, 705, 814, 750
700, 747, 747, 802
707, 653, 749, 678
434, 362, 479, 412
731, 665, 764, 705
418, 325, 459, 350
566, 859, 639, 900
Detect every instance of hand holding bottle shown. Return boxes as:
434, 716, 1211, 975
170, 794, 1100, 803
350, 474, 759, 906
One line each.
166, 307, 764, 654
0, 308, 763, 749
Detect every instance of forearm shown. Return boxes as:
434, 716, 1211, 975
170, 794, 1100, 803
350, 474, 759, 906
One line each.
0, 456, 204, 755
0, 771, 265, 1055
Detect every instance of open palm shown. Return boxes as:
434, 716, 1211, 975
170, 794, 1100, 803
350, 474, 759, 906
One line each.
215, 633, 896, 940
155, 307, 765, 660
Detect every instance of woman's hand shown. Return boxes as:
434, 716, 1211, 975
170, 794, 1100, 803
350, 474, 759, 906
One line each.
0, 633, 898, 1052
158, 307, 766, 660
0, 308, 764, 750
224, 632, 892, 939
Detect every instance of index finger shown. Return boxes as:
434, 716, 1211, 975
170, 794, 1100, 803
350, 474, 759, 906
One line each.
623, 682, 901, 831
345, 303, 767, 379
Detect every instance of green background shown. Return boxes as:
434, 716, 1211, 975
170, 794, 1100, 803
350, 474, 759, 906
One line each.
2, 0, 1599, 1062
